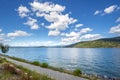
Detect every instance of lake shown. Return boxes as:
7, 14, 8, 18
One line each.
5, 48, 120, 78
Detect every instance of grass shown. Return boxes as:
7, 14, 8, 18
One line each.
31, 61, 40, 66
15, 65, 54, 80
0, 57, 55, 80
0, 71, 13, 80
41, 62, 48, 68
73, 68, 82, 76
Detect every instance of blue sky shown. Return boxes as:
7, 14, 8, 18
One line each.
0, 0, 120, 46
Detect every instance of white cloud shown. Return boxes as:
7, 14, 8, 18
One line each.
24, 17, 39, 30
61, 36, 78, 43
109, 24, 120, 34
29, 1, 77, 35
0, 29, 28, 43
116, 17, 120, 23
17, 1, 77, 37
61, 31, 79, 44
75, 24, 84, 31
45, 12, 77, 31
65, 31, 79, 37
3, 39, 11, 42
0, 33, 5, 41
79, 28, 93, 34
1, 29, 31, 43
94, 5, 119, 16
48, 30, 60, 36
104, 5, 117, 14
80, 34, 102, 40
75, 24, 84, 28
10, 41, 55, 47
0, 32, 6, 42
0, 37, 4, 41
17, 5, 30, 18
94, 10, 101, 15
0, 33, 5, 36
61, 27, 93, 44
30, 1, 65, 13
0, 32, 11, 42
7, 30, 31, 37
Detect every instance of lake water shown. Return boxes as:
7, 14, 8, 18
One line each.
5, 48, 120, 78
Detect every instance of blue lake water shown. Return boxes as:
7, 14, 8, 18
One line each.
5, 48, 120, 78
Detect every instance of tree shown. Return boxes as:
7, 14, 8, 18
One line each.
0, 44, 9, 54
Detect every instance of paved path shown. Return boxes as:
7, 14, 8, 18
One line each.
1, 56, 87, 80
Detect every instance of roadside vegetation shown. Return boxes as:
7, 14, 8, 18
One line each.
73, 68, 82, 76
0, 54, 101, 80
0, 57, 54, 80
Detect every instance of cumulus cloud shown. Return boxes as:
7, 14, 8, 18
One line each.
30, 1, 77, 36
48, 30, 60, 36
65, 32, 79, 37
0, 34, 5, 41
0, 29, 32, 43
75, 24, 84, 28
17, 5, 30, 18
61, 27, 93, 44
80, 34, 102, 40
24, 17, 39, 30
61, 36, 79, 43
0, 37, 4, 41
0, 31, 11, 42
61, 31, 79, 43
30, 1, 65, 13
94, 5, 119, 16
74, 24, 84, 31
0, 29, 7, 42
104, 5, 118, 14
109, 24, 120, 34
17, 1, 77, 36
79, 28, 93, 34
116, 17, 120, 23
7, 30, 31, 37
94, 10, 101, 15
45, 12, 77, 31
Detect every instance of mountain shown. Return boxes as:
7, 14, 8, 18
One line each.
67, 36, 120, 48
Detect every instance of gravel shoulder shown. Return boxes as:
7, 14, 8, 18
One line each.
0, 56, 87, 80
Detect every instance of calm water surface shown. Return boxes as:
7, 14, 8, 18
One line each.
5, 48, 120, 78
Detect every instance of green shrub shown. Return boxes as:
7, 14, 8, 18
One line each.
73, 68, 82, 76
41, 62, 48, 68
0, 58, 3, 63
32, 61, 40, 66
0, 44, 9, 53
0, 58, 7, 63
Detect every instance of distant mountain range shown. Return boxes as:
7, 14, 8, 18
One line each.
11, 36, 120, 48
66, 36, 120, 48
